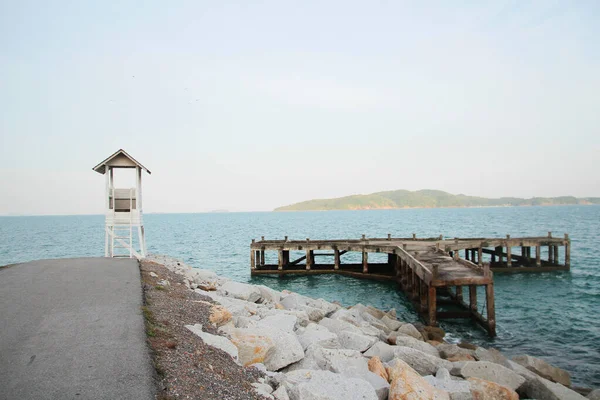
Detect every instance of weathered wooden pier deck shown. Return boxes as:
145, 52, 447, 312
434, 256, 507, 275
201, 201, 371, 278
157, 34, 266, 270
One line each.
250, 233, 571, 336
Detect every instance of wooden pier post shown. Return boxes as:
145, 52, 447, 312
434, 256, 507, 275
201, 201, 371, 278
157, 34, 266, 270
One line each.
362, 251, 368, 273
428, 286, 437, 326
536, 245, 541, 267
453, 240, 459, 260
283, 250, 289, 267
553, 246, 559, 264
565, 234, 570, 269
306, 249, 312, 270
334, 248, 340, 270
478, 245, 483, 267
548, 245, 554, 264
495, 246, 503, 263
260, 249, 265, 266
469, 285, 477, 313
485, 283, 496, 336
419, 281, 427, 312
506, 235, 512, 267
456, 286, 463, 303
278, 249, 283, 270
250, 249, 256, 269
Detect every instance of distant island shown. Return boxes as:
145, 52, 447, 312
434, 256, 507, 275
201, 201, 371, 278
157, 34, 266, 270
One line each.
275, 189, 600, 211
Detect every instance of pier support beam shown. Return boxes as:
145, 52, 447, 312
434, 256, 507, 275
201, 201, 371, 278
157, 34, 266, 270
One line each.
362, 251, 368, 273
536, 245, 541, 267
485, 284, 496, 336
306, 250, 312, 270
478, 246, 483, 267
506, 245, 512, 267
469, 285, 477, 313
456, 286, 463, 303
278, 249, 283, 270
250, 249, 256, 269
428, 287, 437, 326
334, 249, 340, 270
565, 234, 570, 269
260, 249, 265, 266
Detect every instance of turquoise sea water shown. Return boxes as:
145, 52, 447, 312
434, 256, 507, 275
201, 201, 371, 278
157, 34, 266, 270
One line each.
1, 206, 599, 387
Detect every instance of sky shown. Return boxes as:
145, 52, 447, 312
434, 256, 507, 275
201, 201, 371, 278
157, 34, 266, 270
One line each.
1, 1, 599, 215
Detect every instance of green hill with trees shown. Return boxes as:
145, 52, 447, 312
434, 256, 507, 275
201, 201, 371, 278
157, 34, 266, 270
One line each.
275, 189, 600, 211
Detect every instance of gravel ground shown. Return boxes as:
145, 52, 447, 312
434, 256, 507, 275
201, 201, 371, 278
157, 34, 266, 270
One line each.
140, 260, 267, 400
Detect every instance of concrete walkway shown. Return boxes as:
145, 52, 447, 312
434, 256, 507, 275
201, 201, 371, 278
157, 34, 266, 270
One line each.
0, 258, 155, 400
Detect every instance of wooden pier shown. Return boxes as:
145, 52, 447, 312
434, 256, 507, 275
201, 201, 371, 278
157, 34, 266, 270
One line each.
250, 233, 571, 336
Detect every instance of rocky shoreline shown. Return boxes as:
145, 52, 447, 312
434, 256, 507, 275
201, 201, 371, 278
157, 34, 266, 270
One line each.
144, 254, 598, 400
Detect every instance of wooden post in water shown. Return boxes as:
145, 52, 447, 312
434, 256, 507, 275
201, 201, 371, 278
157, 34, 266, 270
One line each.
283, 250, 289, 267
278, 249, 283, 270
486, 283, 496, 336
419, 280, 427, 312
456, 286, 463, 303
306, 249, 312, 270
334, 248, 340, 270
453, 240, 459, 260
362, 250, 368, 273
548, 245, 554, 264
260, 249, 265, 266
478, 245, 483, 267
469, 285, 477, 313
553, 245, 559, 264
496, 246, 503, 264
506, 235, 512, 267
250, 247, 256, 269
565, 234, 570, 269
428, 286, 437, 326
536, 245, 541, 266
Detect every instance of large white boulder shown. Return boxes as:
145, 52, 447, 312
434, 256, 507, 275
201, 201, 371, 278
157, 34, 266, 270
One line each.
473, 347, 509, 366
511, 354, 571, 387
198, 291, 259, 317
395, 323, 423, 340
256, 285, 282, 304
220, 281, 262, 303
297, 323, 341, 350
257, 314, 298, 334
392, 346, 453, 376
185, 324, 239, 363
286, 345, 366, 374
424, 368, 472, 400
451, 361, 525, 391
507, 360, 586, 400
283, 369, 378, 400
392, 334, 440, 357
381, 315, 402, 331
319, 317, 363, 335
338, 330, 378, 352
229, 326, 304, 371
364, 341, 396, 362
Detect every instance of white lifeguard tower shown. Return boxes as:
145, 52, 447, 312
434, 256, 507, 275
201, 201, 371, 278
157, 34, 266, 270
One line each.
93, 149, 150, 259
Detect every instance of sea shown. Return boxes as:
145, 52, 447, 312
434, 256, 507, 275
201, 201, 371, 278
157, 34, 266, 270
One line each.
1, 205, 599, 387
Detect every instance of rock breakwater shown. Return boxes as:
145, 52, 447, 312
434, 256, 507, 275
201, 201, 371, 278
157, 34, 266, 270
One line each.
147, 255, 592, 400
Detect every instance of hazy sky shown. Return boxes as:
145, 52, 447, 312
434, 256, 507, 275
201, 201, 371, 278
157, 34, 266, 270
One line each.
1, 1, 599, 215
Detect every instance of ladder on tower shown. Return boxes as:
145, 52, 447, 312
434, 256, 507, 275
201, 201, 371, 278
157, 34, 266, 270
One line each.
106, 187, 142, 259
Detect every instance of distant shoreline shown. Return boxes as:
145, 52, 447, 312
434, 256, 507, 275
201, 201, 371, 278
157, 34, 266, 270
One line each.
275, 189, 600, 212
274, 203, 600, 212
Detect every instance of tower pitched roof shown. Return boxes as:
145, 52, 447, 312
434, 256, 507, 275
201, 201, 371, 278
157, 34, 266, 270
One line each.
93, 149, 151, 174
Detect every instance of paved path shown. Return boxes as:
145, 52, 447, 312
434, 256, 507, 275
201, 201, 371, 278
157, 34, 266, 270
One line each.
0, 258, 155, 400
